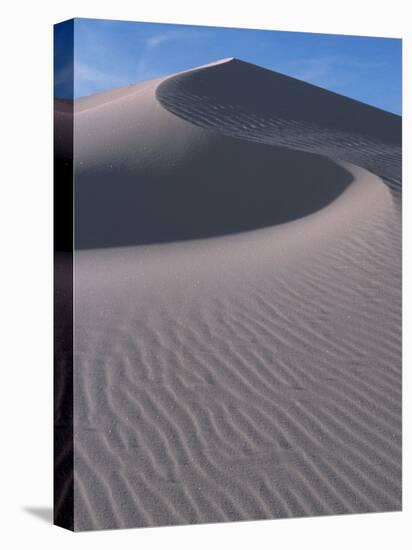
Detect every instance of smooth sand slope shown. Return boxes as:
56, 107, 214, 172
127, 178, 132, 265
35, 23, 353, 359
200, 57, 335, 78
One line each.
67, 59, 401, 530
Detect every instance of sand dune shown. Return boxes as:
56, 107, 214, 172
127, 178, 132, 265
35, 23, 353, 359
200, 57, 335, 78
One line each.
64, 58, 401, 530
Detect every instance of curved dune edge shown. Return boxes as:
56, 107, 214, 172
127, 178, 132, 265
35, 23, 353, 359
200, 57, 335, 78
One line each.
68, 59, 401, 530
73, 63, 392, 250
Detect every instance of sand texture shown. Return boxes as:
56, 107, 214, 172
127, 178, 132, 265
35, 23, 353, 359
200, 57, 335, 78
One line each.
69, 59, 401, 530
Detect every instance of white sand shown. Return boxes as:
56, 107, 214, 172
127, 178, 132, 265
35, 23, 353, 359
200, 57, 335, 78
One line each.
69, 59, 401, 530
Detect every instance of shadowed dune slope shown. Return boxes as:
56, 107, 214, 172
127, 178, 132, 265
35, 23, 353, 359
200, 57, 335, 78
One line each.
157, 58, 401, 144
157, 58, 401, 187
54, 99, 73, 163
75, 139, 352, 248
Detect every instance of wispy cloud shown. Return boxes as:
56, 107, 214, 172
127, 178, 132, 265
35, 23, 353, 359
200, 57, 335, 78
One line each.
135, 32, 179, 81
145, 33, 173, 49
135, 29, 205, 82
71, 20, 213, 97
281, 55, 390, 90
74, 63, 125, 97
293, 57, 337, 83
145, 28, 205, 50
55, 61, 73, 86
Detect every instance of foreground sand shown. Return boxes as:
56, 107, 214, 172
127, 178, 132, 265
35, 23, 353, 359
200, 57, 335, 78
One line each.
64, 59, 401, 529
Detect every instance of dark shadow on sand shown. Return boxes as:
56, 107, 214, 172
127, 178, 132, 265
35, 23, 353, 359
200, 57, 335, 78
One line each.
74, 141, 353, 249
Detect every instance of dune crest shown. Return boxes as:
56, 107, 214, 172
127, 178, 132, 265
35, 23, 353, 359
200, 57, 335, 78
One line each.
73, 58, 399, 249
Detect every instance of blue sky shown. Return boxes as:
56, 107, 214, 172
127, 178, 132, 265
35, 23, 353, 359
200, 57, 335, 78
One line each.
54, 18, 402, 114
